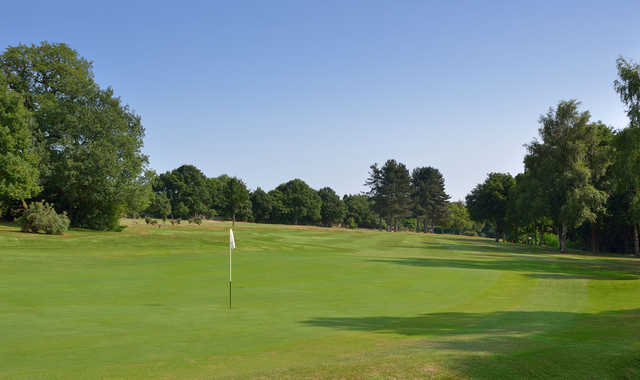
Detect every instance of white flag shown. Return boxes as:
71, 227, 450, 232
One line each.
229, 229, 236, 249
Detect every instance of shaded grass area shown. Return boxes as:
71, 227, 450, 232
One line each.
1, 220, 640, 379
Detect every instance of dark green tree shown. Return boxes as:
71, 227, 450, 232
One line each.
0, 71, 40, 212
155, 165, 210, 219
466, 172, 515, 242
411, 166, 450, 233
613, 57, 640, 255
223, 177, 250, 226
1, 42, 148, 230
317, 187, 346, 227
274, 179, 321, 225
366, 159, 411, 231
343, 194, 382, 229
524, 101, 609, 252
250, 187, 273, 223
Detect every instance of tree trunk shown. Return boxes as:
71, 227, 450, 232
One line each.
559, 223, 567, 253
533, 223, 538, 246
503, 232, 507, 243
415, 218, 420, 233
394, 217, 399, 232
591, 222, 599, 255
423, 219, 428, 233
634, 224, 639, 257
232, 213, 236, 227
539, 224, 544, 246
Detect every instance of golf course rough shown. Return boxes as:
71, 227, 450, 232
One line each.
1, 220, 640, 379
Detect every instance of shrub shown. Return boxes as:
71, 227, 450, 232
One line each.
145, 217, 152, 224
18, 201, 70, 235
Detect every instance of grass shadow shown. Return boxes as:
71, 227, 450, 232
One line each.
370, 256, 640, 280
302, 309, 640, 378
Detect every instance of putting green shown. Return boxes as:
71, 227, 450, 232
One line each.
1, 220, 640, 379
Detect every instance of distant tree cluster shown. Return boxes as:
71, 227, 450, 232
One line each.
142, 161, 471, 234
466, 57, 640, 255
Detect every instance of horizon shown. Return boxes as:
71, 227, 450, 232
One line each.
2, 1, 638, 200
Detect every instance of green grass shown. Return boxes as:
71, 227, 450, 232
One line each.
2, 220, 640, 379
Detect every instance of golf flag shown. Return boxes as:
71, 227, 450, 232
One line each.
229, 229, 234, 308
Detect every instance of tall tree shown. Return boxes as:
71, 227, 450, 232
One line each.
366, 159, 411, 231
250, 187, 273, 223
274, 179, 321, 225
343, 194, 381, 229
155, 165, 210, 219
411, 166, 450, 233
317, 187, 346, 227
223, 177, 250, 226
0, 71, 40, 212
524, 100, 609, 252
466, 172, 515, 242
613, 57, 640, 255
1, 42, 148, 229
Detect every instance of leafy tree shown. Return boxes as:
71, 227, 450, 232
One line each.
442, 201, 475, 235
1, 42, 148, 230
274, 179, 321, 225
318, 187, 346, 226
343, 194, 382, 229
366, 159, 411, 231
124, 169, 155, 218
524, 100, 609, 252
145, 192, 172, 220
466, 172, 515, 242
267, 189, 289, 224
613, 57, 640, 255
0, 71, 40, 212
411, 166, 450, 232
155, 165, 210, 219
223, 177, 250, 226
207, 176, 226, 217
251, 187, 273, 223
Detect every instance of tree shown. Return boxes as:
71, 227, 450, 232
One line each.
0, 71, 40, 212
366, 159, 411, 231
223, 177, 249, 226
524, 100, 609, 252
442, 201, 475, 235
207, 176, 226, 217
250, 187, 273, 223
343, 194, 381, 229
466, 172, 515, 242
613, 58, 640, 255
155, 165, 210, 219
411, 166, 450, 232
274, 179, 321, 225
1, 42, 148, 230
145, 192, 172, 220
123, 169, 155, 218
318, 187, 346, 226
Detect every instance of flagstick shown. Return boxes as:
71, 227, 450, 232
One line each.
229, 234, 232, 309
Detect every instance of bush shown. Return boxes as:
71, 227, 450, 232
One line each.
18, 201, 70, 235
145, 217, 152, 224
189, 216, 203, 225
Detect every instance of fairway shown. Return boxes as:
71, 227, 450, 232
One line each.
2, 221, 640, 379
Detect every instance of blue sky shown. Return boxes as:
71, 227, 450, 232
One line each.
2, 1, 639, 200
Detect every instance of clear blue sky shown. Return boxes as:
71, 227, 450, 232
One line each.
2, 1, 639, 200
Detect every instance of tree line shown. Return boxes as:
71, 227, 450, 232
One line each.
465, 58, 640, 255
3, 41, 640, 256
140, 160, 466, 233
0, 42, 476, 235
